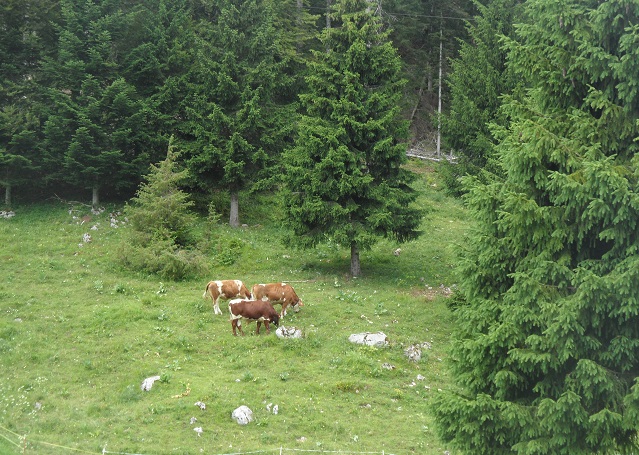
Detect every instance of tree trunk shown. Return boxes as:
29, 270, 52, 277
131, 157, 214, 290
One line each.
229, 190, 240, 227
92, 186, 100, 210
350, 242, 361, 277
4, 183, 11, 208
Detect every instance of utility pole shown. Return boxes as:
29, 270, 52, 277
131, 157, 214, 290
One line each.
437, 16, 443, 158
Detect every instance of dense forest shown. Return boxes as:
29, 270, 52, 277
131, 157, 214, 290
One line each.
0, 0, 476, 211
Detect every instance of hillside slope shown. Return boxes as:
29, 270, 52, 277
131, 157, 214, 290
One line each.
0, 160, 468, 454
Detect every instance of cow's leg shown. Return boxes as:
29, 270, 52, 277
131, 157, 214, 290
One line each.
256, 321, 262, 335
264, 321, 270, 334
231, 320, 238, 336
214, 297, 222, 315
237, 319, 244, 336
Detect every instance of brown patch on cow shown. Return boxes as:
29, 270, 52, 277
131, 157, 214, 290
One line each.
229, 299, 279, 336
251, 282, 302, 318
203, 280, 251, 315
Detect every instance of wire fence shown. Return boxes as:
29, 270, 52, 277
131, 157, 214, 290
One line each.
0, 424, 396, 455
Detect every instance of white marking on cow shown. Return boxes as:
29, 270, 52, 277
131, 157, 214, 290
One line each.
229, 299, 243, 320
204, 280, 250, 315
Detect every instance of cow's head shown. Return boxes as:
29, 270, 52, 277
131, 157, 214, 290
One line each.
291, 300, 303, 313
271, 313, 280, 327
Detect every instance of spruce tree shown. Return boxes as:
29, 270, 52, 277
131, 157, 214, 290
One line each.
282, 0, 421, 277
172, 0, 295, 227
439, 0, 521, 196
119, 138, 205, 280
122, 0, 194, 165
432, 1, 639, 453
0, 106, 40, 207
0, 0, 54, 205
41, 0, 151, 207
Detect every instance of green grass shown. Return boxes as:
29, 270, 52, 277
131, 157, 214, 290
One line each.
0, 160, 468, 455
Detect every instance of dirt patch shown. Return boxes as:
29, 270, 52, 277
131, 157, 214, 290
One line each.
412, 284, 453, 301
404, 159, 436, 175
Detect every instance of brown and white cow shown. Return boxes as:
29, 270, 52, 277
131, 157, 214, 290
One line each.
228, 298, 280, 336
251, 282, 303, 318
203, 280, 251, 315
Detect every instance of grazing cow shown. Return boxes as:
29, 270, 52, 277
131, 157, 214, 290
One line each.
228, 299, 280, 336
251, 282, 303, 318
203, 280, 251, 315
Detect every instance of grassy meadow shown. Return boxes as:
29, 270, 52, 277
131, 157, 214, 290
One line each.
0, 160, 469, 455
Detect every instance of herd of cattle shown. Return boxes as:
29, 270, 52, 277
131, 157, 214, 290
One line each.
202, 280, 303, 336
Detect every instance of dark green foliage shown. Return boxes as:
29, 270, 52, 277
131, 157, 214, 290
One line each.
433, 1, 639, 453
129, 0, 194, 167
282, 0, 422, 276
40, 0, 155, 202
440, 0, 522, 196
0, 0, 481, 206
383, 0, 475, 139
166, 0, 298, 225
0, 105, 41, 206
0, 0, 57, 204
118, 140, 206, 280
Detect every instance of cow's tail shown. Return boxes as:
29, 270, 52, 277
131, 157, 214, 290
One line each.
203, 282, 211, 299
240, 283, 251, 300
251, 284, 264, 301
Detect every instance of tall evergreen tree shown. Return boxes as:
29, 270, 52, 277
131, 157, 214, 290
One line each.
119, 0, 188, 99
439, 0, 521, 196
0, 106, 40, 207
170, 0, 295, 227
432, 1, 639, 453
41, 0, 151, 207
282, 0, 421, 277
118, 138, 205, 280
0, 0, 57, 205
123, 0, 194, 165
